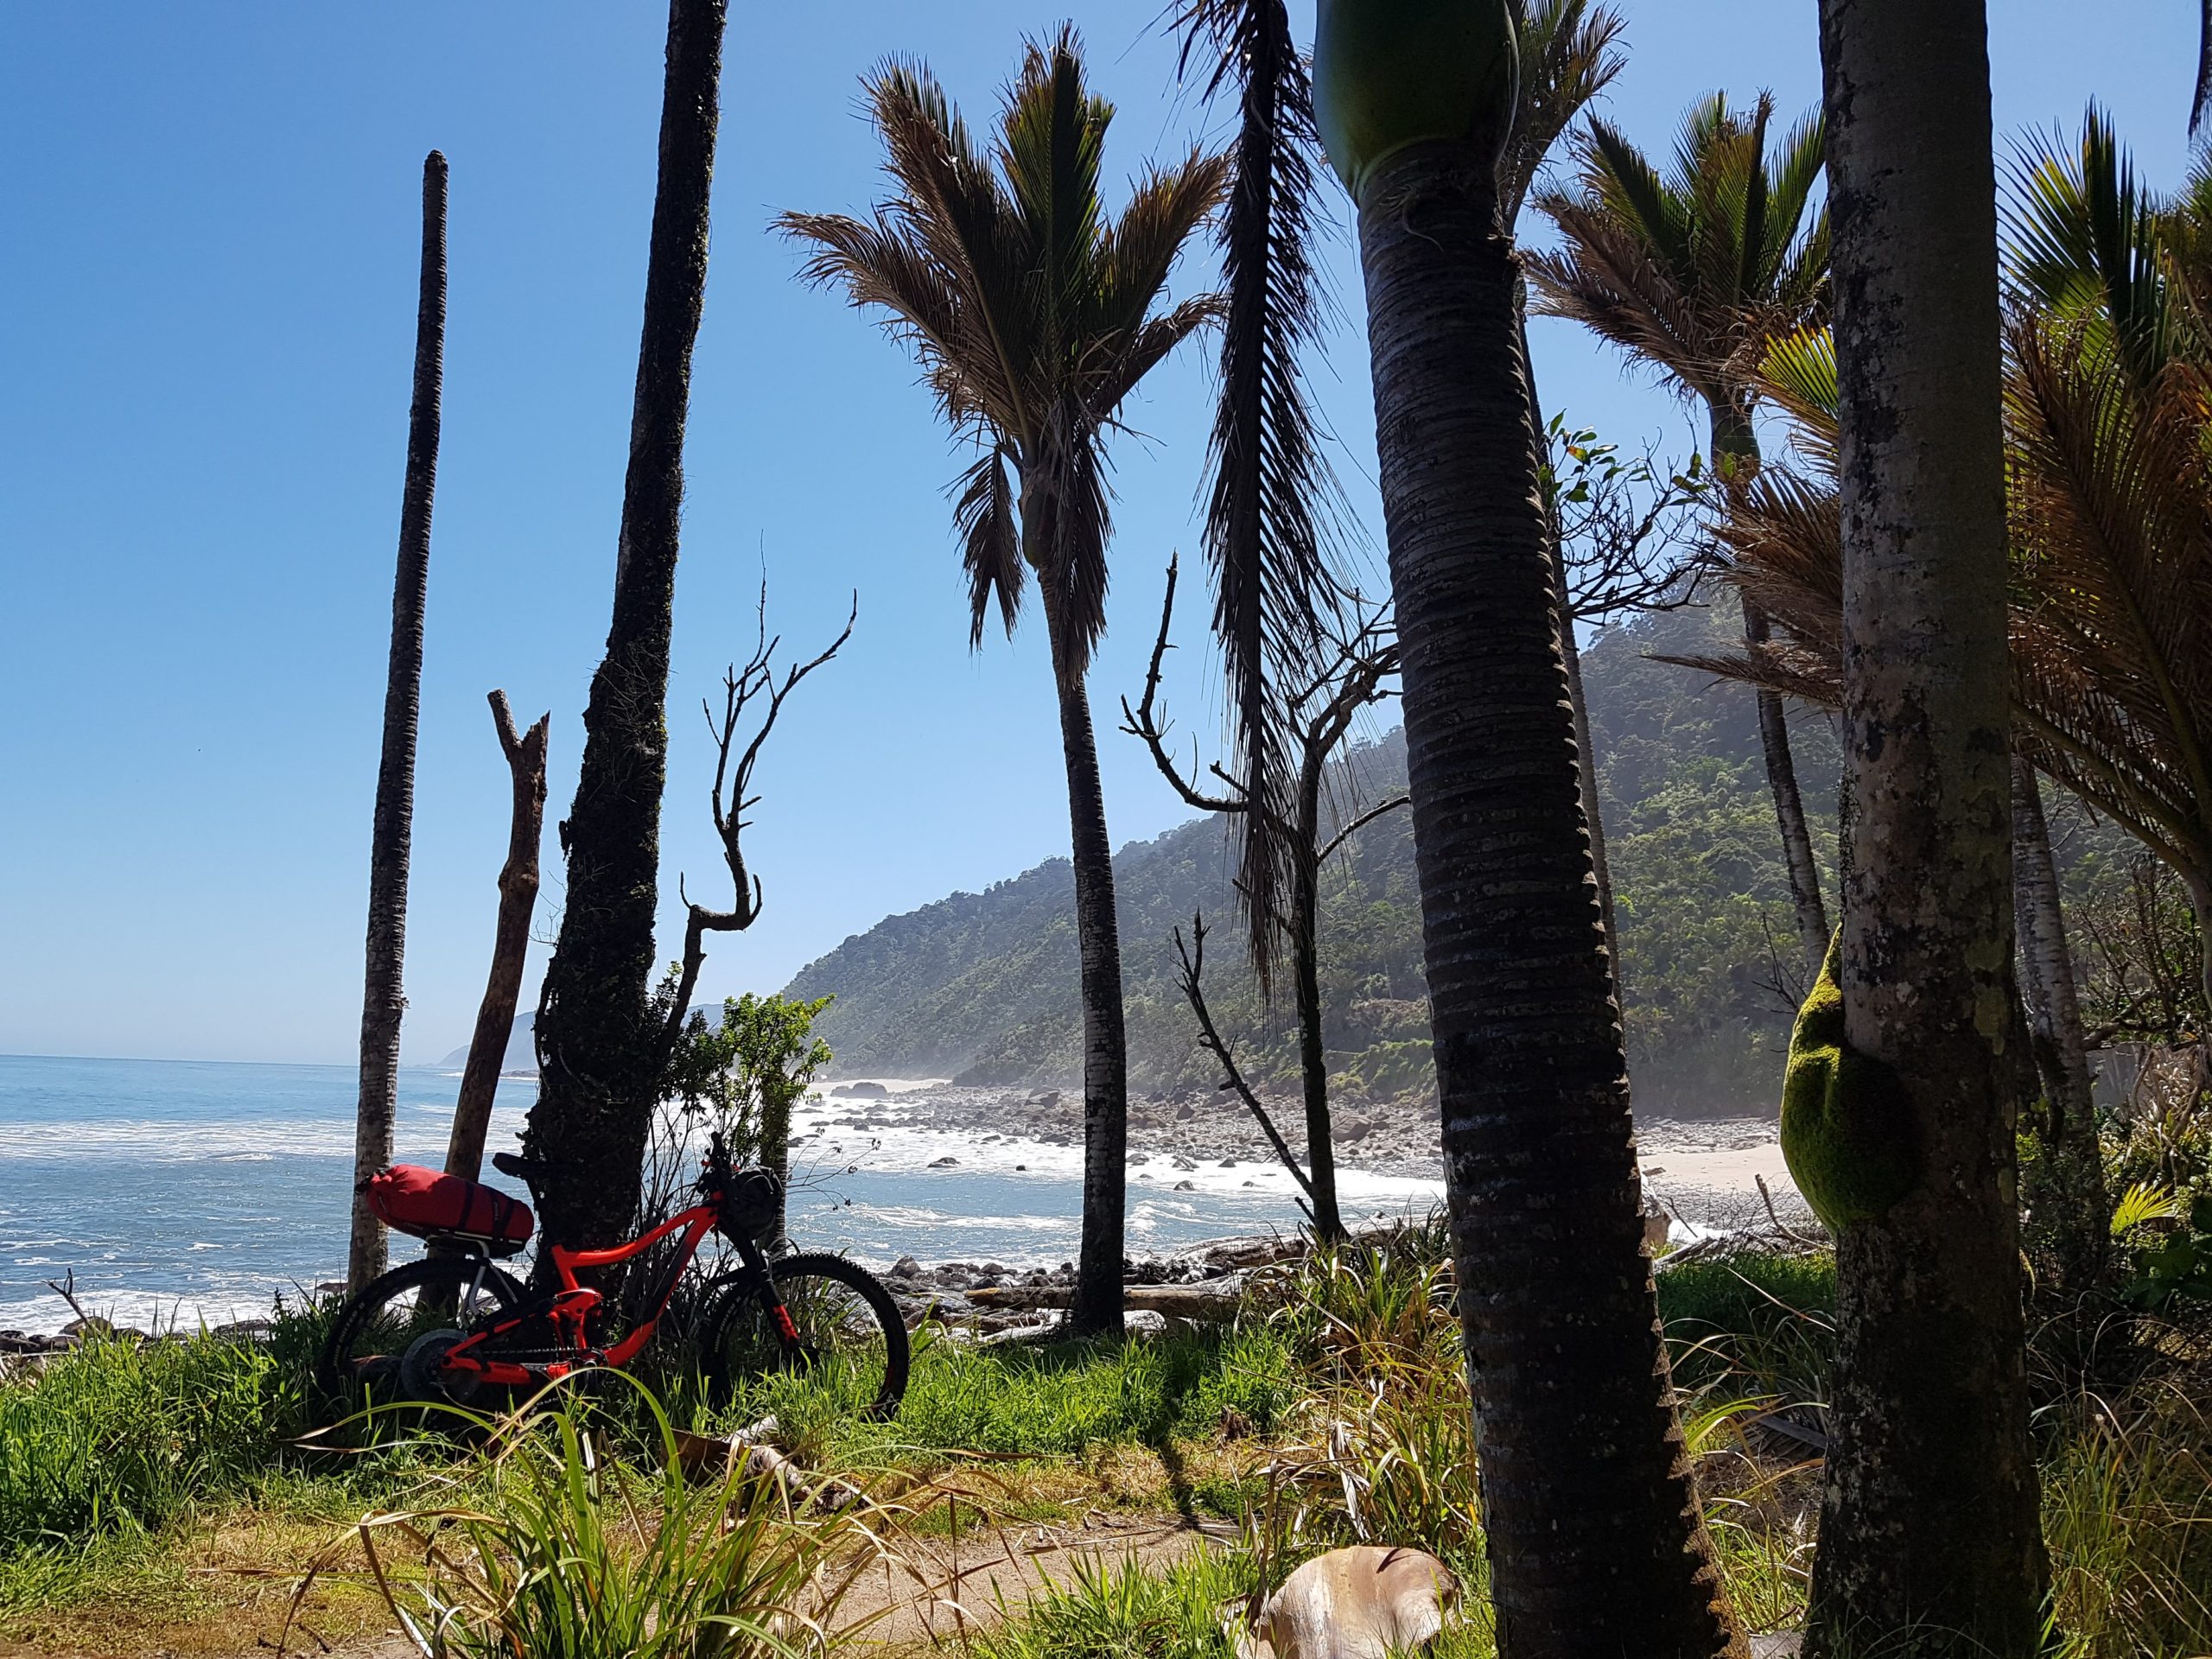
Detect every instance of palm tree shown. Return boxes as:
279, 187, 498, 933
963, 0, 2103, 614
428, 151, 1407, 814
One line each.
523, 0, 727, 1264
1528, 92, 1834, 982
348, 150, 448, 1294
1698, 113, 2212, 1043
1801, 2, 2046, 1648
781, 33, 1225, 1336
1313, 3, 1741, 1653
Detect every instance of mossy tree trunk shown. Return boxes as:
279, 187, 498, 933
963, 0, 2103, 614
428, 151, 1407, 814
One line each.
524, 0, 727, 1268
1806, 1, 2048, 1650
1352, 136, 1743, 1659
348, 150, 447, 1294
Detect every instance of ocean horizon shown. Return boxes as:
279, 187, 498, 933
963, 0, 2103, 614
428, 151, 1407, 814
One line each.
0, 1052, 1441, 1334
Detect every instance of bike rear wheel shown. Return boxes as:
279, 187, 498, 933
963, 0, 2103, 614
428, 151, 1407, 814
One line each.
317, 1254, 525, 1415
706, 1252, 908, 1418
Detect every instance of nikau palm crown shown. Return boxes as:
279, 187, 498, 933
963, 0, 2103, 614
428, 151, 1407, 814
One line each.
1529, 92, 1827, 454
781, 37, 1223, 675
780, 31, 1225, 1335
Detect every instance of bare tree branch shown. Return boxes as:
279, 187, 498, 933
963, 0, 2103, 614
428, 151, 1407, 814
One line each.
1122, 554, 1248, 816
660, 587, 856, 1056
1319, 793, 1410, 865
1173, 913, 1313, 1205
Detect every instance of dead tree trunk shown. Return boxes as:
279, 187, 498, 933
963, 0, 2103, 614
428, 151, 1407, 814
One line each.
524, 0, 727, 1269
348, 150, 447, 1293
445, 692, 550, 1183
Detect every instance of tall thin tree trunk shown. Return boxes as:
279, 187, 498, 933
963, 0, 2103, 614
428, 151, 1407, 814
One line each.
445, 692, 550, 1183
1716, 408, 1833, 983
1352, 138, 1742, 1659
1516, 297, 1621, 989
1745, 599, 1832, 982
348, 151, 448, 1294
1291, 755, 1344, 1239
1806, 2, 2048, 1649
1046, 606, 1131, 1338
524, 0, 727, 1268
2012, 752, 2107, 1295
2187, 868, 2212, 1020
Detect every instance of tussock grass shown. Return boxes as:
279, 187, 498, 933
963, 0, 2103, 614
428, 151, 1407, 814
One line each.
974, 1548, 1255, 1659
351, 1381, 892, 1659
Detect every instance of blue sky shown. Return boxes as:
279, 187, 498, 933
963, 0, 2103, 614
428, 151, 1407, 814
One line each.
0, 3, 2194, 1065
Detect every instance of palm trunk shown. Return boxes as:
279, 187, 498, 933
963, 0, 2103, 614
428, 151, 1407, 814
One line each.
1044, 604, 1131, 1338
1292, 752, 1344, 1240
348, 151, 447, 1294
524, 0, 726, 1268
1745, 600, 1832, 983
2011, 752, 2107, 1294
444, 694, 549, 1183
2187, 868, 2212, 1022
1716, 410, 1833, 983
1352, 138, 1742, 1659
1516, 296, 1621, 991
1805, 2, 2048, 1649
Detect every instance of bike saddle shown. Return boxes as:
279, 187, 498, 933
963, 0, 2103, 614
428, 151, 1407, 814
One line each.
491, 1151, 550, 1182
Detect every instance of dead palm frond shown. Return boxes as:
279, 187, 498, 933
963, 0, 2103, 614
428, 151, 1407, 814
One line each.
1528, 90, 1827, 454
1172, 0, 1341, 986
780, 29, 1226, 675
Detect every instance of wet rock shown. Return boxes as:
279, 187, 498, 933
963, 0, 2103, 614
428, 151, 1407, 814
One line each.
833, 1081, 890, 1098
929, 1155, 960, 1168
891, 1255, 921, 1278
1173, 1180, 1197, 1192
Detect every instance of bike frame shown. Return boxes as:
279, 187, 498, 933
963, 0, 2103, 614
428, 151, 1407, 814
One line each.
432, 1197, 796, 1388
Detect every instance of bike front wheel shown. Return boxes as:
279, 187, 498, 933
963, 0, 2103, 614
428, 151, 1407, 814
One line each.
706, 1251, 909, 1419
317, 1253, 526, 1415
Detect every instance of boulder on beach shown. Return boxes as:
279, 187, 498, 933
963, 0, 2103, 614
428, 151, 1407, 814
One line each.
832, 1080, 890, 1098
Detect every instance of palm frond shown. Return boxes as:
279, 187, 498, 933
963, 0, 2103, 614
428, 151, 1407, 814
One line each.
953, 445, 1023, 645
1173, 0, 1341, 984
1758, 326, 1839, 470
1532, 91, 1826, 424
1499, 0, 1629, 226
787, 32, 1215, 686
2005, 105, 2179, 393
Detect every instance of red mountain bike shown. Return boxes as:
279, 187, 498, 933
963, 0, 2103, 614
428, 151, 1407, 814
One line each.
318, 1133, 908, 1418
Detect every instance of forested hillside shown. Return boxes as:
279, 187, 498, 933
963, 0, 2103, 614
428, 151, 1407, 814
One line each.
783, 602, 1841, 1112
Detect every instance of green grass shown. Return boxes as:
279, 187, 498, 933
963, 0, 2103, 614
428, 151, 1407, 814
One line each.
974, 1547, 1257, 1659
1656, 1252, 1838, 1396
702, 1324, 1297, 1471
0, 1331, 294, 1552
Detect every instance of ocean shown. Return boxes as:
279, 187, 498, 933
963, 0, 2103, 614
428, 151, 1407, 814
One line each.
0, 1053, 1441, 1334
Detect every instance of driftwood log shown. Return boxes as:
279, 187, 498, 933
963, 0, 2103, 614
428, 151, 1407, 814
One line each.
964, 1282, 1243, 1321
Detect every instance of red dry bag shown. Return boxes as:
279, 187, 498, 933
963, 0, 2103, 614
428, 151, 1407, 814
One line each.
365, 1164, 535, 1249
